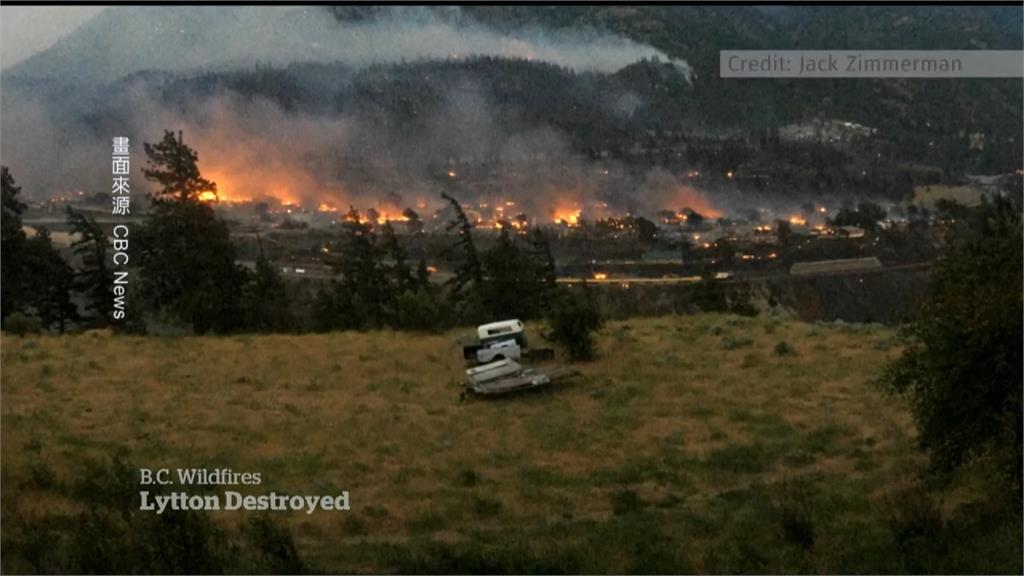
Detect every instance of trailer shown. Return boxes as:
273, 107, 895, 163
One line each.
466, 358, 523, 384
462, 359, 578, 399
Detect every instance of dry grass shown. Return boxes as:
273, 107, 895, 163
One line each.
913, 184, 987, 208
1, 314, 935, 572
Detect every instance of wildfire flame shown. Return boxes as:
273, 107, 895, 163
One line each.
196, 162, 306, 206
665, 185, 723, 219
375, 212, 410, 224
553, 208, 581, 226
191, 157, 732, 228
198, 190, 219, 203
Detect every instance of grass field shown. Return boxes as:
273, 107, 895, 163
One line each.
2, 314, 1019, 573
912, 184, 987, 208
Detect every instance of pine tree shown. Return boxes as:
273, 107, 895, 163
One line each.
402, 207, 424, 235
312, 284, 340, 332
240, 238, 293, 332
66, 207, 113, 325
480, 226, 532, 318
440, 192, 482, 299
142, 131, 217, 203
415, 258, 431, 289
336, 207, 388, 328
527, 227, 558, 291
2, 167, 28, 320
24, 228, 79, 333
380, 221, 416, 293
137, 131, 246, 333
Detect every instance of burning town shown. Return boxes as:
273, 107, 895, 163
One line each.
0, 5, 1022, 575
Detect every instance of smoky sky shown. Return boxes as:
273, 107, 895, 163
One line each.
0, 6, 105, 70
0, 5, 792, 221
3, 6, 691, 82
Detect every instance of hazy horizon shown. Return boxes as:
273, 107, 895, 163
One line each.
0, 6, 105, 70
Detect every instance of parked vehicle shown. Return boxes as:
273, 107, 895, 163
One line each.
475, 338, 522, 363
462, 319, 554, 365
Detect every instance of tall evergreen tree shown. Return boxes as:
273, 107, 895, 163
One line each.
440, 192, 482, 301
480, 226, 545, 319
335, 207, 388, 328
402, 207, 424, 235
142, 130, 218, 203
527, 227, 558, 291
66, 206, 113, 325
380, 221, 416, 294
136, 131, 246, 333
2, 167, 28, 320
24, 228, 79, 333
311, 283, 341, 333
239, 237, 293, 332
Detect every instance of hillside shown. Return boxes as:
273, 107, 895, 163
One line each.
2, 315, 1019, 573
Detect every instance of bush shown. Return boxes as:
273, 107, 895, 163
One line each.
773, 483, 816, 551
774, 340, 798, 356
610, 489, 643, 515
887, 487, 943, 552
727, 283, 760, 317
880, 196, 1022, 493
458, 468, 480, 487
546, 286, 604, 361
4, 311, 41, 335
28, 461, 56, 489
722, 335, 754, 350
393, 289, 452, 332
472, 496, 502, 517
243, 514, 308, 573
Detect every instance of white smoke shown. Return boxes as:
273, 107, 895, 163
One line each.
4, 6, 690, 82
0, 5, 700, 216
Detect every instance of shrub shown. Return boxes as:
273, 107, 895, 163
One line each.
722, 335, 754, 350
242, 514, 308, 574
774, 483, 816, 551
880, 196, 1022, 493
610, 489, 643, 515
472, 496, 502, 517
28, 461, 55, 489
887, 486, 943, 553
341, 515, 368, 537
774, 340, 797, 356
546, 286, 604, 361
727, 283, 760, 317
458, 468, 480, 487
4, 311, 41, 335
741, 352, 762, 369
393, 289, 452, 332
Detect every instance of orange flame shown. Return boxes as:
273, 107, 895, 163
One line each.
553, 207, 581, 226
666, 185, 722, 218
197, 165, 302, 206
